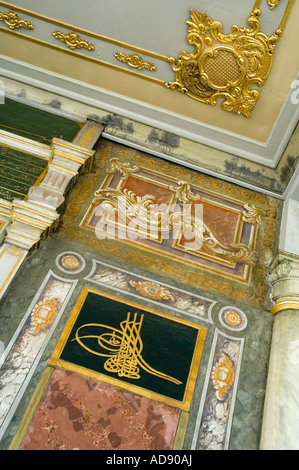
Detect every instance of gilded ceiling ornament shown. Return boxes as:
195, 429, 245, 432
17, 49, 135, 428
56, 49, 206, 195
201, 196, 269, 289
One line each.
212, 354, 235, 400
165, 1, 293, 117
268, 0, 281, 9
0, 10, 34, 30
114, 52, 156, 71
129, 280, 174, 301
52, 31, 95, 51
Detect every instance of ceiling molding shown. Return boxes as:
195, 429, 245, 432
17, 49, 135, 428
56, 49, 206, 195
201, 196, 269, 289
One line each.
0, 55, 298, 170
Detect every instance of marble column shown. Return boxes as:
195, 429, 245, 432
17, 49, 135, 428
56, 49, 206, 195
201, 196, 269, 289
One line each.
260, 251, 299, 450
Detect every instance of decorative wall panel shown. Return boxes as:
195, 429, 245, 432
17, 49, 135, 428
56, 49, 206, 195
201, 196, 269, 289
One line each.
56, 139, 280, 309
17, 367, 182, 451
0, 271, 77, 440
191, 329, 244, 450
85, 259, 215, 323
50, 287, 207, 412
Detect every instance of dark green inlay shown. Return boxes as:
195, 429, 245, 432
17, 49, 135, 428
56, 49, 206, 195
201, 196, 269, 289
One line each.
0, 98, 82, 144
0, 144, 48, 201
60, 292, 199, 403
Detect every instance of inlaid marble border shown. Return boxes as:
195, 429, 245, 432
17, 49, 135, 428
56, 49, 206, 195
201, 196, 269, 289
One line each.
0, 270, 77, 440
85, 259, 216, 324
191, 329, 244, 450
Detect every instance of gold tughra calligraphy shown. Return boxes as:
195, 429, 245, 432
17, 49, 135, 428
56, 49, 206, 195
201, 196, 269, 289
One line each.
73, 312, 182, 384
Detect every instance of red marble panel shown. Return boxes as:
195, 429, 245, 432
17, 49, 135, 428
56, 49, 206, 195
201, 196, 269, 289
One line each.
20, 367, 181, 450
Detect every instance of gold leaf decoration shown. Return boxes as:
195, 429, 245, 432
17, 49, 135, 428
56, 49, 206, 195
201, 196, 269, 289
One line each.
165, 4, 290, 117
212, 354, 235, 400
114, 52, 156, 71
30, 298, 58, 335
129, 280, 174, 301
268, 0, 281, 9
52, 31, 95, 51
0, 10, 34, 30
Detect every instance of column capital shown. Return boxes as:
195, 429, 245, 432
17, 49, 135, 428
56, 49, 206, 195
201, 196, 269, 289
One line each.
268, 250, 299, 314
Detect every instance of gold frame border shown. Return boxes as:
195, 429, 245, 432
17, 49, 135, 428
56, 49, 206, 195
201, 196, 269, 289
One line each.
49, 286, 208, 412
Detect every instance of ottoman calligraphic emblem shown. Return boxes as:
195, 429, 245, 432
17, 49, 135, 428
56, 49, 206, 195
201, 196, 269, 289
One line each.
212, 354, 235, 400
73, 312, 182, 384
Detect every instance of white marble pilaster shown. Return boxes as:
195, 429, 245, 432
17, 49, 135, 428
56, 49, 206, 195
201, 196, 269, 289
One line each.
0, 244, 27, 300
260, 251, 299, 450
0, 120, 104, 300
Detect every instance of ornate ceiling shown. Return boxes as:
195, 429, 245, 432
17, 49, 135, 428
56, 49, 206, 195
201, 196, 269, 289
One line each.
0, 0, 298, 197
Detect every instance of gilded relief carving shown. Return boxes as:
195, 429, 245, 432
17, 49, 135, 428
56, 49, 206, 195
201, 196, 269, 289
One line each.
129, 280, 175, 301
114, 52, 157, 71
85, 158, 257, 266
52, 31, 95, 51
165, 1, 294, 117
267, 0, 281, 9
30, 298, 58, 335
212, 354, 235, 400
56, 140, 281, 308
0, 10, 34, 30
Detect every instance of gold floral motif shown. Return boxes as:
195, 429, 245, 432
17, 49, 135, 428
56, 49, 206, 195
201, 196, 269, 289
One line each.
114, 52, 156, 71
224, 310, 242, 327
268, 0, 281, 9
0, 10, 34, 30
130, 280, 174, 301
30, 298, 58, 335
52, 31, 95, 51
212, 354, 235, 400
165, 3, 292, 117
61, 254, 80, 270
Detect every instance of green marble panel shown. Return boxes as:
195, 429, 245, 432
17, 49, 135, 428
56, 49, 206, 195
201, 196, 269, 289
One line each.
0, 98, 82, 144
0, 144, 48, 201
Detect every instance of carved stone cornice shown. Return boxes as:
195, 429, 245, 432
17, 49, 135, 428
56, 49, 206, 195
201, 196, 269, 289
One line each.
268, 250, 299, 313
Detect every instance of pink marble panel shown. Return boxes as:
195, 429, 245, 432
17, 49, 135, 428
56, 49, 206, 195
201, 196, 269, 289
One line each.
20, 367, 181, 450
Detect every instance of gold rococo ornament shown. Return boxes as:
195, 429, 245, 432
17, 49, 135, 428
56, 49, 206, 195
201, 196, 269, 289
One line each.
165, 0, 294, 118
212, 354, 235, 400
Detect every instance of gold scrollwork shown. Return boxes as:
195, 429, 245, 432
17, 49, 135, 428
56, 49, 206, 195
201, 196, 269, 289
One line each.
114, 52, 156, 71
165, 3, 292, 117
52, 31, 95, 51
130, 280, 174, 301
0, 10, 34, 30
268, 0, 281, 9
212, 354, 235, 400
92, 186, 257, 265
242, 203, 265, 224
30, 298, 58, 335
